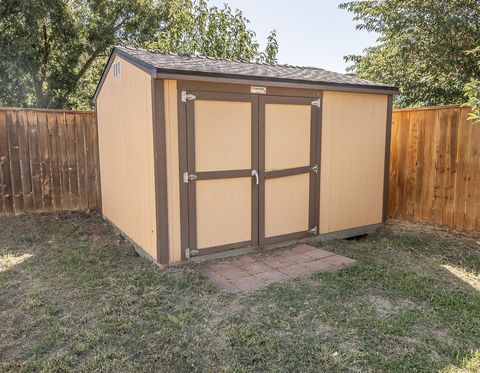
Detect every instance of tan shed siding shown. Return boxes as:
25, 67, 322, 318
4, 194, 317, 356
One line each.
96, 56, 157, 259
320, 91, 388, 233
194, 100, 252, 172
164, 80, 182, 262
264, 104, 311, 171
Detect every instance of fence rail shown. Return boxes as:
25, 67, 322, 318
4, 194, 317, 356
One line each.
388, 105, 480, 231
0, 108, 100, 216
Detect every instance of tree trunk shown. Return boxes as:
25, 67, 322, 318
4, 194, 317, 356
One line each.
32, 78, 46, 107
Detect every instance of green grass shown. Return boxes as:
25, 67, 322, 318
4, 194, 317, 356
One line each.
1, 213, 479, 372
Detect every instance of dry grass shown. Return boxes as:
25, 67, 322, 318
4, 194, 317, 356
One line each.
0, 213, 479, 372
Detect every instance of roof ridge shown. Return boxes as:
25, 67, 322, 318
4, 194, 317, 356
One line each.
113, 45, 396, 90
116, 45, 325, 70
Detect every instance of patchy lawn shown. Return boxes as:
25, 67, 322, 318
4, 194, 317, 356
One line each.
1, 213, 479, 372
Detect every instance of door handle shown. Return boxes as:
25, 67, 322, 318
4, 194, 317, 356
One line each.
251, 169, 259, 185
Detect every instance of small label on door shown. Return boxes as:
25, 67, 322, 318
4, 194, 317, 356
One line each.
250, 86, 266, 94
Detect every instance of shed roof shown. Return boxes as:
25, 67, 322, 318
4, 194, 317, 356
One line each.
94, 46, 398, 100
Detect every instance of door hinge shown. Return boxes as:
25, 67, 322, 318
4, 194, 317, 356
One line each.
181, 90, 196, 102
308, 226, 318, 235
310, 164, 319, 173
311, 99, 321, 108
185, 247, 199, 259
183, 171, 197, 183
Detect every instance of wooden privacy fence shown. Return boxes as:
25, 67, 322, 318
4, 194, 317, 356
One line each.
388, 105, 480, 231
1, 104, 479, 232
0, 108, 100, 216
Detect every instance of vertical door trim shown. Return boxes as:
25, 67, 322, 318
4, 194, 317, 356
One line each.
258, 95, 321, 245
186, 99, 197, 251
177, 90, 189, 261
382, 95, 393, 222
314, 92, 323, 233
151, 79, 170, 265
183, 91, 259, 255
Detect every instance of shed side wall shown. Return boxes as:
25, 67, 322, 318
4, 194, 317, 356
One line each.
96, 55, 157, 260
164, 80, 182, 262
320, 91, 388, 233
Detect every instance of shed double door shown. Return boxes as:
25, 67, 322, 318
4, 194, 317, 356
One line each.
184, 91, 320, 255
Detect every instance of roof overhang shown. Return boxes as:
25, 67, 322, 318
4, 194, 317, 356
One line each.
93, 47, 400, 102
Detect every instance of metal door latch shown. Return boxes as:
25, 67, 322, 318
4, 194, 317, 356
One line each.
183, 172, 197, 183
251, 169, 259, 185
311, 99, 321, 108
185, 248, 199, 259
181, 90, 196, 102
308, 226, 318, 235
310, 164, 319, 173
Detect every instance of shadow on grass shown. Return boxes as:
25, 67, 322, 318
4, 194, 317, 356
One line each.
0, 213, 479, 371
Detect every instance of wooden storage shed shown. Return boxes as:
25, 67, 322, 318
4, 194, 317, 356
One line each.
94, 46, 398, 265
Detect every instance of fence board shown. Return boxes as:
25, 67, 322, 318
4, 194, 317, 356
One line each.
57, 112, 71, 210
389, 105, 480, 231
85, 113, 100, 209
404, 112, 418, 220
452, 108, 472, 230
27, 111, 43, 211
66, 113, 80, 209
38, 111, 53, 210
16, 111, 33, 211
7, 111, 25, 212
0, 111, 12, 215
75, 113, 88, 209
47, 113, 62, 210
465, 121, 480, 230
0, 108, 99, 216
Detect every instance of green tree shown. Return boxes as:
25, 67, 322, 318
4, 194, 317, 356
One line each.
151, 0, 279, 63
0, 0, 159, 109
0, 0, 278, 109
339, 0, 480, 110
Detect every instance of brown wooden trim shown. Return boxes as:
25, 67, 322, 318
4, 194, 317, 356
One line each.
308, 104, 318, 231
317, 223, 383, 240
195, 169, 252, 180
382, 95, 393, 222
93, 105, 102, 212
258, 96, 266, 246
264, 165, 311, 179
151, 79, 170, 265
251, 97, 259, 247
263, 230, 311, 245
177, 90, 189, 261
195, 240, 252, 256
315, 92, 323, 231
259, 95, 314, 106
177, 80, 321, 98
188, 90, 254, 103
186, 98, 197, 253
258, 95, 319, 245
159, 73, 399, 95
183, 90, 259, 254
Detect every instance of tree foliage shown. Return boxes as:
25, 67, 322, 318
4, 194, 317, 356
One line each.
0, 0, 278, 109
340, 0, 480, 111
151, 0, 278, 63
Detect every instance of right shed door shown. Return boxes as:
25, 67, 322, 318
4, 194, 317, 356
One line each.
259, 96, 321, 245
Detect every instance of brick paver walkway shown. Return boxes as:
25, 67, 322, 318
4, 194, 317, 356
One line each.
199, 244, 357, 293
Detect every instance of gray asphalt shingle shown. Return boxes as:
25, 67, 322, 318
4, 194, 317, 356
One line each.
115, 46, 396, 90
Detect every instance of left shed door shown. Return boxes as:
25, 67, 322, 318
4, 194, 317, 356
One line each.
185, 92, 259, 255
